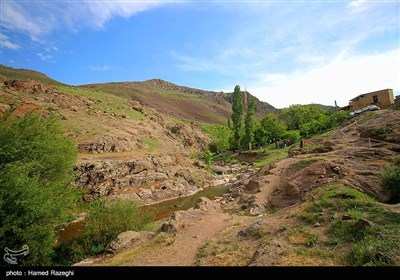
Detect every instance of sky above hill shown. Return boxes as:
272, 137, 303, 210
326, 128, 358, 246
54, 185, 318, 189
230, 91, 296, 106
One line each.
1, 0, 399, 108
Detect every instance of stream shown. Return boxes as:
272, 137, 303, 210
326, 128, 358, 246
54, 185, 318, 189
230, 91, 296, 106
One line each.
57, 182, 230, 244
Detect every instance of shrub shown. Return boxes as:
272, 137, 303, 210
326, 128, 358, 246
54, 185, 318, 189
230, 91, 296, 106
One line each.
84, 199, 152, 252
54, 199, 153, 264
0, 113, 78, 265
381, 158, 400, 203
204, 149, 213, 166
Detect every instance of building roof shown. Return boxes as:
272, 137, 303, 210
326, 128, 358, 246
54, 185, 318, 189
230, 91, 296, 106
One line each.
350, 89, 393, 102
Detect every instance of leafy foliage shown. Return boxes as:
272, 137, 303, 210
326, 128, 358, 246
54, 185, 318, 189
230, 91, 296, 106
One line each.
201, 124, 232, 153
381, 158, 400, 203
243, 97, 256, 150
254, 113, 287, 147
0, 113, 78, 265
84, 199, 153, 253
54, 199, 153, 265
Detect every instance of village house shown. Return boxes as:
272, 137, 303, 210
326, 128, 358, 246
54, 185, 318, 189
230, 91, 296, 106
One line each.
348, 89, 394, 111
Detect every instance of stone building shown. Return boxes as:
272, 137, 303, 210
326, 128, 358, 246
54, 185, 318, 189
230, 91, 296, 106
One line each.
349, 89, 394, 110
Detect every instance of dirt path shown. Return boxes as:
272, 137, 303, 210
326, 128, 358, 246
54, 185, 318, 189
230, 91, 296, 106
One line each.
254, 157, 299, 205
95, 212, 250, 266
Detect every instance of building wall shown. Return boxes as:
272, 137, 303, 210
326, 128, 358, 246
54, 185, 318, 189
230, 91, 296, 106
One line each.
349, 89, 394, 110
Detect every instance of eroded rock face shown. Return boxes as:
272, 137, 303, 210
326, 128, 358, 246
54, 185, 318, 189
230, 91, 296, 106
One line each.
75, 155, 212, 203
78, 136, 145, 153
106, 231, 155, 253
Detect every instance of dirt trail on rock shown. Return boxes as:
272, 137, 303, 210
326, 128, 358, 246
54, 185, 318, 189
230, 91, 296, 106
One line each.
254, 157, 299, 205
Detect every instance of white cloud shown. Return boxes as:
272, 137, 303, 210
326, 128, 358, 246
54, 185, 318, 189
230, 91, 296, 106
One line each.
85, 0, 168, 29
89, 65, 110, 71
1, 0, 172, 39
37, 52, 54, 62
250, 49, 399, 108
348, 0, 368, 14
0, 34, 21, 50
1, 2, 55, 39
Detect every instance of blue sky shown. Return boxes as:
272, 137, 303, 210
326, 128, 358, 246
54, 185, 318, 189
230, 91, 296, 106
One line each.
1, 0, 399, 108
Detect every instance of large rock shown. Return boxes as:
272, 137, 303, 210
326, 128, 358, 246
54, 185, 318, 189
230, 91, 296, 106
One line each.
249, 204, 265, 216
160, 197, 220, 233
244, 178, 263, 194
210, 165, 230, 175
138, 188, 153, 199
194, 197, 221, 213
106, 231, 155, 253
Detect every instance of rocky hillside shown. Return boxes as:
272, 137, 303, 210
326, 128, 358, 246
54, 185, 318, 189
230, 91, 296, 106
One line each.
82, 79, 276, 125
82, 109, 400, 266
0, 65, 227, 204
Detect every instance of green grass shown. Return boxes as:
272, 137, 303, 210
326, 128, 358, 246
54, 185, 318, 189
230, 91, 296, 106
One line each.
300, 184, 400, 266
0, 64, 63, 85
197, 241, 210, 259
57, 85, 143, 120
85, 83, 230, 125
141, 137, 163, 153
372, 127, 394, 135
358, 111, 379, 124
253, 147, 289, 168
288, 226, 319, 247
287, 158, 321, 172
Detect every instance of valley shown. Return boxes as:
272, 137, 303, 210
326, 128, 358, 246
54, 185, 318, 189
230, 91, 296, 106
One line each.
1, 64, 399, 267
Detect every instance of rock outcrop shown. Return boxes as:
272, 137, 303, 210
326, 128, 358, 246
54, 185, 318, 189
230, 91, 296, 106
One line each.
106, 231, 155, 253
75, 155, 213, 203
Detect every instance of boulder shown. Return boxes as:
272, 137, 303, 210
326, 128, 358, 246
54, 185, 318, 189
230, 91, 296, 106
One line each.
239, 195, 256, 206
160, 223, 177, 234
244, 178, 263, 194
194, 197, 221, 213
210, 165, 230, 175
106, 231, 155, 253
249, 204, 265, 216
131, 101, 144, 113
237, 220, 265, 238
138, 188, 153, 199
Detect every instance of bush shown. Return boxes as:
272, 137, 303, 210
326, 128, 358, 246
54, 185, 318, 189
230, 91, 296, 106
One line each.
0, 113, 78, 265
204, 150, 213, 166
54, 199, 153, 265
381, 158, 400, 203
84, 199, 152, 253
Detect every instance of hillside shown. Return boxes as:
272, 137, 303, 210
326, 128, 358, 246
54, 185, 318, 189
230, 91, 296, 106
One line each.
82, 79, 276, 125
0, 66, 221, 204
0, 64, 63, 86
82, 109, 400, 266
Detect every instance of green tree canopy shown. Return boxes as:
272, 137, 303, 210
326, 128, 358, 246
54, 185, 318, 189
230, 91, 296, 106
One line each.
243, 97, 256, 150
0, 113, 78, 265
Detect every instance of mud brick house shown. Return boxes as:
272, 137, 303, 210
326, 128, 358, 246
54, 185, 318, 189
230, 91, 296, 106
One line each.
349, 89, 394, 111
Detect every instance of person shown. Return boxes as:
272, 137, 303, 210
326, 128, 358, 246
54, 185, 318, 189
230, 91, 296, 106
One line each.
300, 139, 304, 149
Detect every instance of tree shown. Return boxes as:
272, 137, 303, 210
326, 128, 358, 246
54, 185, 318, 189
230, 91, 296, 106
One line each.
0, 113, 78, 265
279, 104, 333, 138
243, 97, 256, 151
230, 85, 244, 150
260, 113, 286, 141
